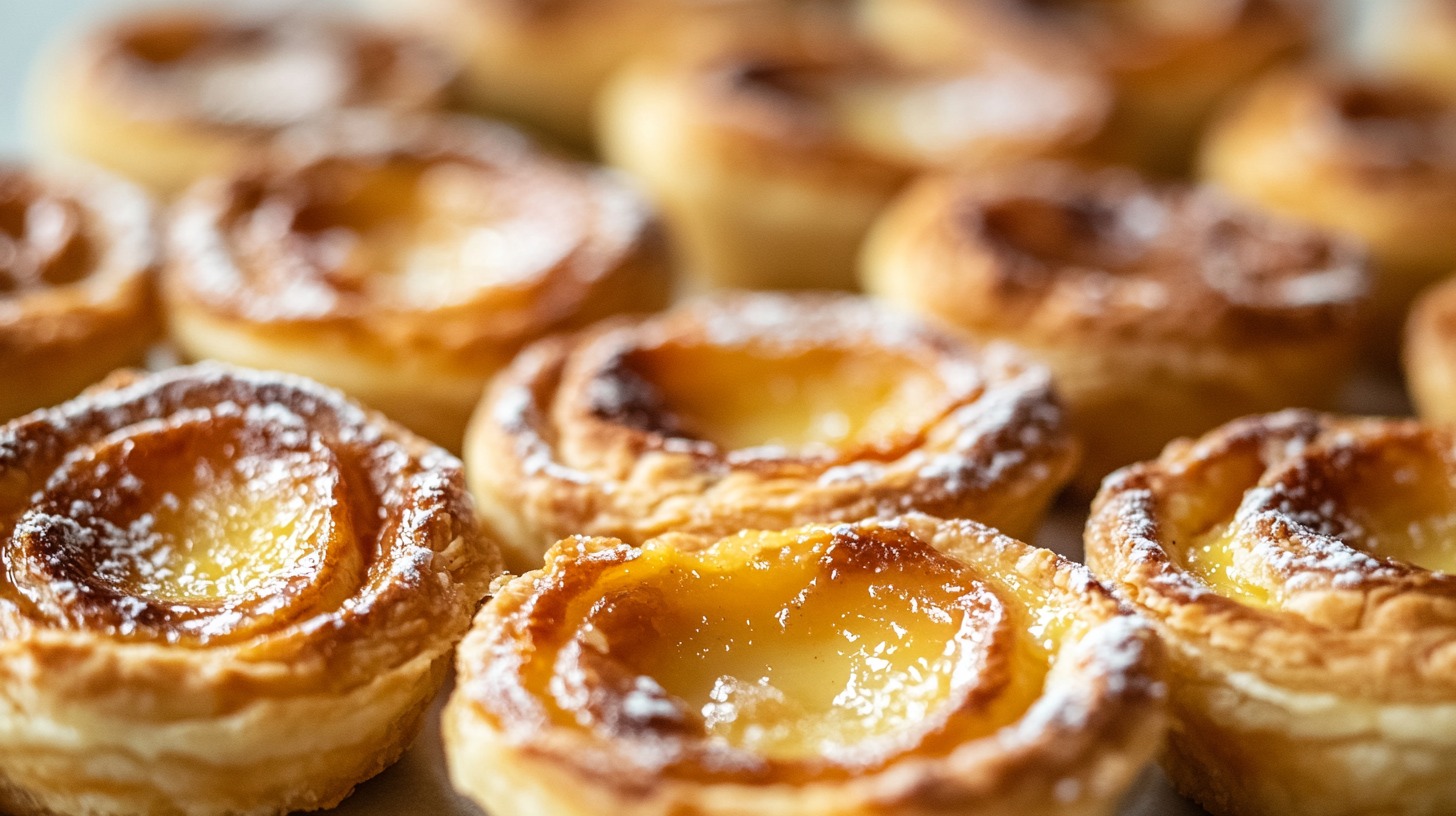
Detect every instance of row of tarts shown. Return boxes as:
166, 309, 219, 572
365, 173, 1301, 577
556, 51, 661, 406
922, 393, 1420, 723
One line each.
1, 1, 1456, 816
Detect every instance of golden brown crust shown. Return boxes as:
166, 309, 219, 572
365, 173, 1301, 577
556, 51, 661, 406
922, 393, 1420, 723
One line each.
465, 292, 1078, 570
862, 164, 1368, 491
446, 514, 1165, 816
859, 0, 1312, 175
1087, 410, 1456, 816
0, 165, 160, 423
163, 111, 671, 449
1200, 69, 1456, 356
33, 8, 454, 194
597, 8, 1108, 290
0, 363, 500, 816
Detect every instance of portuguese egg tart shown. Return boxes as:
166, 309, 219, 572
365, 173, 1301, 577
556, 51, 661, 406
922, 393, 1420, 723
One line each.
861, 164, 1368, 493
31, 8, 454, 196
0, 164, 160, 424
0, 363, 499, 816
373, 0, 771, 149
859, 0, 1312, 176
1201, 69, 1456, 358
1087, 410, 1456, 816
163, 111, 671, 450
597, 9, 1108, 290
446, 513, 1166, 816
464, 292, 1079, 571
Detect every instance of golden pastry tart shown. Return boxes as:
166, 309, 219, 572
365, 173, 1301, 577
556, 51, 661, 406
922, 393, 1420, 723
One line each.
0, 164, 160, 424
164, 111, 671, 451
1200, 69, 1456, 358
0, 363, 499, 816
598, 9, 1108, 290
32, 8, 453, 195
861, 164, 1368, 493
374, 0, 769, 148
1087, 410, 1456, 816
859, 0, 1312, 176
464, 292, 1079, 570
446, 514, 1166, 816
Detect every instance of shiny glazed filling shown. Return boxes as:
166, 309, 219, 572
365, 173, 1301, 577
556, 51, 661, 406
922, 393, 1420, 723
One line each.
596, 342, 957, 456
1172, 423, 1456, 610
497, 524, 1059, 781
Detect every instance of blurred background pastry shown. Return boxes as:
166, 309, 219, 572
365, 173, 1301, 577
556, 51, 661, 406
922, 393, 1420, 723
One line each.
30, 7, 455, 195
862, 163, 1369, 492
163, 111, 671, 450
448, 514, 1164, 816
465, 292, 1077, 569
0, 363, 499, 816
1200, 69, 1456, 361
0, 162, 159, 423
598, 6, 1109, 291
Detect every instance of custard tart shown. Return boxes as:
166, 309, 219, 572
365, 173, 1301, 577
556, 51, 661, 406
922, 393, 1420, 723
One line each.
465, 292, 1078, 571
32, 8, 454, 196
0, 363, 499, 816
164, 111, 671, 450
598, 9, 1108, 290
859, 0, 1313, 176
446, 513, 1166, 816
1088, 410, 1456, 816
0, 164, 159, 424
1201, 69, 1456, 357
862, 164, 1368, 493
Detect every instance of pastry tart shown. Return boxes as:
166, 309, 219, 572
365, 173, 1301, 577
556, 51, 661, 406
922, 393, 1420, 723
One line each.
1087, 410, 1456, 816
1200, 69, 1456, 357
0, 363, 499, 816
1404, 275, 1456, 423
374, 0, 767, 149
858, 0, 1312, 176
597, 10, 1108, 290
446, 513, 1166, 816
32, 8, 454, 195
861, 164, 1368, 493
0, 164, 160, 424
164, 111, 671, 450
464, 292, 1079, 570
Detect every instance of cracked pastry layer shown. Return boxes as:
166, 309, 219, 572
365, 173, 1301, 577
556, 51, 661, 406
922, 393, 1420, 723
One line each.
31, 8, 454, 197
0, 363, 500, 816
1200, 69, 1456, 358
463, 292, 1079, 571
862, 163, 1368, 493
858, 0, 1312, 176
1086, 410, 1456, 816
163, 111, 671, 450
445, 513, 1166, 816
0, 164, 160, 423
597, 7, 1108, 290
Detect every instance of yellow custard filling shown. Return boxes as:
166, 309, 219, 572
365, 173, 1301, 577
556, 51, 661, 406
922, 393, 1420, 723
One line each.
569, 527, 1049, 762
634, 344, 951, 455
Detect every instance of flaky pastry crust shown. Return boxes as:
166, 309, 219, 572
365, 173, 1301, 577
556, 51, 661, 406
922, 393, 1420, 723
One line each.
858, 0, 1311, 176
163, 111, 671, 450
597, 8, 1108, 290
31, 8, 454, 196
1201, 69, 1456, 357
446, 513, 1165, 816
0, 164, 160, 423
1087, 410, 1456, 816
0, 363, 499, 816
464, 292, 1079, 570
862, 164, 1368, 493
